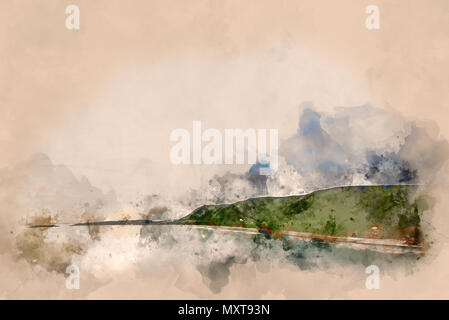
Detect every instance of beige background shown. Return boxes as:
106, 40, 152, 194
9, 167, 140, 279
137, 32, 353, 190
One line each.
1, 0, 449, 299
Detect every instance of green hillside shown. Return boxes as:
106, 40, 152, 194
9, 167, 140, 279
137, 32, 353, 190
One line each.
177, 185, 430, 243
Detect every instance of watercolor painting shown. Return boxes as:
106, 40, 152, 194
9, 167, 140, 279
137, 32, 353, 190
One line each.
2, 1, 449, 300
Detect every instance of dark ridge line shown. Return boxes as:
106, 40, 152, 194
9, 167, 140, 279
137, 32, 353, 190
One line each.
29, 219, 176, 228
72, 219, 176, 226
28, 184, 422, 228
181, 183, 422, 212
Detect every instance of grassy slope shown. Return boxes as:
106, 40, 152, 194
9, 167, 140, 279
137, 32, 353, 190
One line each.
177, 185, 430, 242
